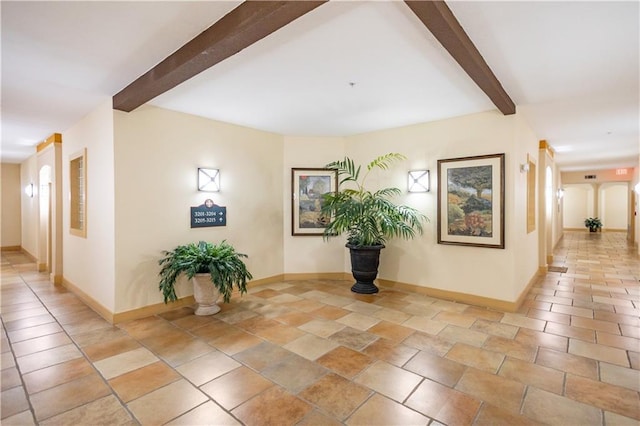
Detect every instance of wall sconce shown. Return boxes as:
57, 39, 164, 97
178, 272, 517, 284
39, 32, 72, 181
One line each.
557, 188, 564, 199
520, 163, 530, 173
408, 170, 430, 192
198, 168, 220, 192
24, 183, 34, 198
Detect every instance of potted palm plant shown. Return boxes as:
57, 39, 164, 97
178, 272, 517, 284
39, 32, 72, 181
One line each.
321, 153, 428, 294
584, 217, 602, 232
158, 240, 252, 315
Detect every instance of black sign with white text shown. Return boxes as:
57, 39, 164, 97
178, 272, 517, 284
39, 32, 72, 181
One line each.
190, 199, 226, 228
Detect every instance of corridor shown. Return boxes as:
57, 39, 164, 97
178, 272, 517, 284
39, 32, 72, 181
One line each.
1, 231, 638, 425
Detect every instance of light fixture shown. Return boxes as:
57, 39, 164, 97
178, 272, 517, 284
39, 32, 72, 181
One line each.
197, 168, 220, 192
557, 188, 564, 199
408, 170, 430, 192
520, 163, 530, 173
24, 183, 34, 198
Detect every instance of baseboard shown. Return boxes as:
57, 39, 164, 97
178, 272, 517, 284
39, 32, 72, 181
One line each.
52, 274, 63, 285
247, 274, 286, 288
112, 297, 196, 324
20, 248, 37, 262
0, 245, 21, 252
62, 277, 115, 323
377, 268, 542, 313
284, 272, 349, 281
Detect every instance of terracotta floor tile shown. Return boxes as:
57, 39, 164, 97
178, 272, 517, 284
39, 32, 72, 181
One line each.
604, 411, 640, 426
551, 303, 594, 319
565, 373, 640, 420
39, 395, 135, 426
108, 361, 181, 402
209, 328, 264, 355
1, 367, 21, 391
1, 386, 30, 420
474, 403, 543, 426
127, 379, 208, 425
254, 322, 305, 345
298, 373, 371, 420
346, 393, 429, 425
403, 331, 455, 357
526, 308, 571, 325
283, 333, 339, 360
571, 315, 622, 334
30, 373, 111, 421
404, 350, 466, 387
569, 338, 629, 366
83, 335, 141, 362
262, 354, 328, 393
535, 347, 598, 379
10, 332, 72, 357
455, 368, 525, 414
273, 311, 315, 326
367, 320, 415, 342
596, 330, 640, 351
297, 409, 343, 426
446, 342, 505, 373
595, 310, 640, 327
515, 328, 568, 352
176, 350, 240, 386
361, 337, 418, 367
354, 360, 422, 402
71, 326, 127, 348
600, 362, 640, 392
1, 306, 49, 322
22, 357, 94, 394
16, 343, 83, 373
299, 319, 345, 338
233, 341, 294, 371
470, 318, 518, 339
328, 326, 378, 351
4, 313, 55, 332
310, 305, 349, 320
406, 378, 480, 425
93, 347, 159, 379
438, 324, 488, 347
498, 356, 564, 394
402, 316, 447, 334
316, 346, 375, 379
620, 324, 640, 339
373, 307, 412, 324
166, 400, 241, 425
7, 322, 63, 343
337, 312, 381, 330
156, 337, 217, 367
522, 387, 601, 425
232, 386, 312, 426
201, 366, 274, 410
0, 410, 36, 425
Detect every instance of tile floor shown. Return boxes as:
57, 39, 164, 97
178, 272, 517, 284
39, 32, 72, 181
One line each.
1, 231, 639, 425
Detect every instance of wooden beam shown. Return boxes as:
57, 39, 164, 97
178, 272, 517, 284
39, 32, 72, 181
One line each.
405, 1, 516, 115
113, 1, 327, 112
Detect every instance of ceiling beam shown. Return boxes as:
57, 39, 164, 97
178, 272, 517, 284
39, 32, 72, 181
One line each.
405, 1, 516, 115
113, 1, 327, 112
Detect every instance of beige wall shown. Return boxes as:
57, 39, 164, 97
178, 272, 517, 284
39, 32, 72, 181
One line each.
283, 136, 346, 274
344, 111, 540, 302
20, 155, 38, 258
1, 163, 22, 247
63, 100, 116, 311
113, 106, 284, 313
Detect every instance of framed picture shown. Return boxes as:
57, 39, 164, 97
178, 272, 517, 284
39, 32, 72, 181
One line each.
291, 168, 338, 236
437, 153, 505, 248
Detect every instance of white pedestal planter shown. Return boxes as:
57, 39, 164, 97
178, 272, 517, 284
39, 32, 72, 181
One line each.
192, 273, 221, 315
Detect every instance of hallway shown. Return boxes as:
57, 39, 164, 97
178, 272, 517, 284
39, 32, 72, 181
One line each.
1, 231, 638, 425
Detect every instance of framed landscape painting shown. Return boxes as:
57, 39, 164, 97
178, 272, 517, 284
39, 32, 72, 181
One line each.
291, 168, 337, 236
437, 153, 505, 248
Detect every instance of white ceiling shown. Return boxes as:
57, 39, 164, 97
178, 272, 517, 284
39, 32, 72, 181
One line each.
2, 1, 638, 172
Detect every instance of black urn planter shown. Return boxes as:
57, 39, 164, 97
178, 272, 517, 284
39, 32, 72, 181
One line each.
347, 244, 384, 294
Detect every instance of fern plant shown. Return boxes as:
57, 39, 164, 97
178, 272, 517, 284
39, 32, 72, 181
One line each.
158, 240, 252, 304
321, 153, 428, 247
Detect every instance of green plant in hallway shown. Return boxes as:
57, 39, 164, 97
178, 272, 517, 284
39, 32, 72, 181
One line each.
158, 240, 252, 315
321, 153, 428, 294
584, 217, 602, 232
